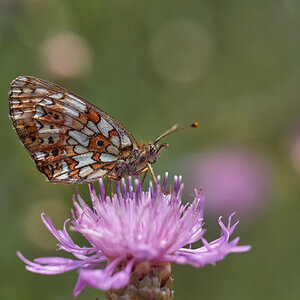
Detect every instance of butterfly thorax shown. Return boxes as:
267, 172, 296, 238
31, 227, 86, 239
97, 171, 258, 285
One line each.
110, 142, 168, 180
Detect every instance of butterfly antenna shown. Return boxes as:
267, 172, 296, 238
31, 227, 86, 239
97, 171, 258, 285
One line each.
154, 122, 198, 144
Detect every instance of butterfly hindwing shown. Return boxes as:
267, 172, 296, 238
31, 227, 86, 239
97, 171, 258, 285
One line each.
9, 76, 138, 183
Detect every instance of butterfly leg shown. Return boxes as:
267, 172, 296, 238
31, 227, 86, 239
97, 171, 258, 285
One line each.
147, 163, 157, 184
110, 179, 113, 198
146, 163, 170, 194
105, 175, 119, 198
140, 167, 149, 186
104, 177, 110, 198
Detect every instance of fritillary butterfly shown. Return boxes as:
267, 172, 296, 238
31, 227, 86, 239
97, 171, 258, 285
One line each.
9, 76, 197, 184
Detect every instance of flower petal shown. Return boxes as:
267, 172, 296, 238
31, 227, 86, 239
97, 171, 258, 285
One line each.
17, 251, 92, 275
73, 258, 134, 297
17, 174, 250, 296
41, 213, 102, 259
170, 216, 251, 267
17, 250, 107, 275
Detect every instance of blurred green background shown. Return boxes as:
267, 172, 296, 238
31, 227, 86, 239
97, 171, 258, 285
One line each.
1, 0, 300, 299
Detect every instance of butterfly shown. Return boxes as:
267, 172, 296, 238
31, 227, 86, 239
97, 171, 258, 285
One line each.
9, 76, 198, 184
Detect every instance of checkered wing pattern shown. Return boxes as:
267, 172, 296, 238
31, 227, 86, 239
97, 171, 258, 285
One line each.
9, 76, 138, 183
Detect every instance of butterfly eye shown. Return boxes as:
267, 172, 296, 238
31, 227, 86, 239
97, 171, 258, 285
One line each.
148, 143, 168, 164
97, 140, 104, 147
148, 144, 156, 156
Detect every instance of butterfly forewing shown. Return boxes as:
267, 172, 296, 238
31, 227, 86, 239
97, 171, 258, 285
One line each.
9, 76, 138, 183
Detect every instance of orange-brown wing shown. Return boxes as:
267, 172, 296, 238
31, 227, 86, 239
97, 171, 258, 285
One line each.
9, 76, 138, 184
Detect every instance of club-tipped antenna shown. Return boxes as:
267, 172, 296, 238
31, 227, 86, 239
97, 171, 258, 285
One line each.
154, 122, 198, 145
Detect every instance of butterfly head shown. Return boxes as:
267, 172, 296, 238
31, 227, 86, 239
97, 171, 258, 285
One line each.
147, 122, 198, 165
147, 122, 199, 165
148, 143, 168, 164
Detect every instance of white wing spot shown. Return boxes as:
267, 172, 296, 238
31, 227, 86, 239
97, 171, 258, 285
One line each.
22, 87, 32, 94
18, 76, 28, 82
40, 97, 54, 106
35, 88, 48, 95
119, 131, 132, 148
35, 151, 47, 160
74, 145, 89, 154
61, 160, 69, 173
50, 93, 64, 99
12, 111, 22, 119
63, 105, 79, 118
12, 77, 27, 87
11, 99, 21, 105
55, 173, 69, 180
106, 145, 119, 155
39, 124, 59, 134
110, 136, 120, 148
87, 168, 107, 179
79, 166, 94, 177
35, 121, 43, 130
81, 126, 94, 136
97, 117, 113, 138
66, 96, 87, 113
68, 130, 90, 146
13, 110, 32, 120
54, 161, 70, 179
100, 153, 117, 162
11, 88, 22, 94
34, 106, 46, 117
68, 94, 86, 105
65, 115, 72, 126
86, 120, 100, 133
67, 138, 77, 145
73, 152, 96, 168
109, 119, 132, 148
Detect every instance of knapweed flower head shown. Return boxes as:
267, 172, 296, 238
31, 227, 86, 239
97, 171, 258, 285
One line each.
186, 149, 271, 220
17, 174, 250, 298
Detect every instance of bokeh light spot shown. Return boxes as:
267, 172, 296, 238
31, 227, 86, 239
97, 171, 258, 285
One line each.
184, 148, 272, 223
289, 123, 300, 175
40, 31, 92, 79
149, 19, 213, 84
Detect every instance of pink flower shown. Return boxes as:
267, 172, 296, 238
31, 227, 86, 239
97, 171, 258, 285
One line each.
185, 149, 272, 221
17, 174, 250, 297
